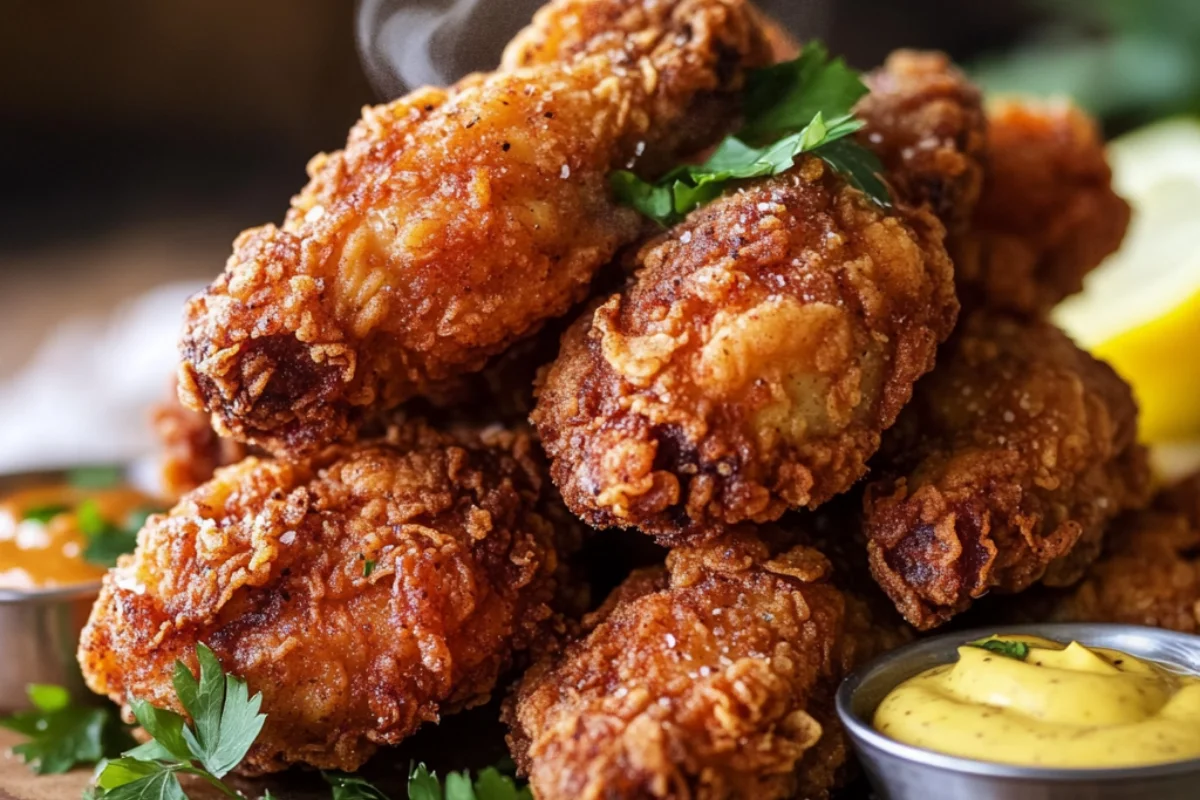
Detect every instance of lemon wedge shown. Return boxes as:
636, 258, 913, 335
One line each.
1054, 118, 1200, 443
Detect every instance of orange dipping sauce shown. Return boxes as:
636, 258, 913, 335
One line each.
0, 484, 160, 591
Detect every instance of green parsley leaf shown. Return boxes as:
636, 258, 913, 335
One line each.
402, 763, 533, 800
445, 772, 475, 800
323, 771, 391, 800
100, 767, 188, 800
363, 559, 377, 578
740, 41, 869, 143
0, 685, 131, 776
78, 502, 163, 569
610, 42, 890, 225
21, 504, 70, 524
174, 643, 266, 779
129, 700, 192, 763
93, 643, 266, 799
472, 768, 533, 800
408, 764, 444, 800
68, 466, 125, 490
95, 757, 163, 790
968, 638, 1031, 661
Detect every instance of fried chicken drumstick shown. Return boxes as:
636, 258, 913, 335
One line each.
179, 0, 772, 456
864, 310, 1149, 629
79, 423, 572, 775
506, 528, 909, 800
952, 98, 1132, 315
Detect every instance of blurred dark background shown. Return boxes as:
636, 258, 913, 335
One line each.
0, 0, 1194, 377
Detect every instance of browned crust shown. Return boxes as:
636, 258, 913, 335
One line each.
78, 423, 569, 775
856, 50, 987, 234
505, 531, 852, 800
864, 311, 1150, 629
951, 98, 1132, 315
178, 0, 773, 457
533, 157, 956, 543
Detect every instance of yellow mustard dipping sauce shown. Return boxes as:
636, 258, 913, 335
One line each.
873, 635, 1200, 768
0, 484, 156, 590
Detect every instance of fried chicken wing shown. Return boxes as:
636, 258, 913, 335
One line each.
533, 156, 956, 543
951, 98, 1131, 315
855, 50, 987, 234
178, 0, 772, 456
863, 311, 1150, 629
78, 423, 571, 775
505, 529, 904, 800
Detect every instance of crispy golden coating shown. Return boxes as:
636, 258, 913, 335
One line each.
533, 157, 956, 543
856, 50, 987, 234
506, 530, 893, 800
78, 423, 569, 775
1028, 508, 1200, 633
951, 98, 1131, 315
152, 386, 250, 498
864, 311, 1150, 630
178, 0, 772, 456
1158, 471, 1200, 529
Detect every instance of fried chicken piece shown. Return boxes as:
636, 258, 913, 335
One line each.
505, 528, 903, 800
534, 156, 956, 543
152, 383, 251, 498
78, 423, 572, 775
1158, 470, 1200, 529
1008, 475, 1200, 632
178, 0, 772, 457
1024, 509, 1200, 633
951, 98, 1131, 315
856, 50, 987, 234
864, 310, 1150, 630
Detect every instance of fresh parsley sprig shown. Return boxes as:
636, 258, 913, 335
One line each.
968, 638, 1031, 661
611, 41, 890, 225
404, 763, 532, 800
91, 644, 266, 800
0, 685, 132, 775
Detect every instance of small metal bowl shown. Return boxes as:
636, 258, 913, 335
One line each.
0, 463, 157, 713
0, 583, 100, 712
837, 623, 1200, 800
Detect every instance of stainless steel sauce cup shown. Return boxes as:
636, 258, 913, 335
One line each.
836, 623, 1200, 800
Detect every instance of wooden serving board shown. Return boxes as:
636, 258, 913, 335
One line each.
0, 710, 873, 799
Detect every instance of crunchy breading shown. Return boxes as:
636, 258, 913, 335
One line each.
864, 311, 1150, 629
533, 156, 956, 543
78, 423, 569, 775
506, 529, 899, 800
856, 50, 987, 234
178, 0, 772, 456
951, 98, 1131, 315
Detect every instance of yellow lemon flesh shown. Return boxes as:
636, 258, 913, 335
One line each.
1055, 119, 1200, 444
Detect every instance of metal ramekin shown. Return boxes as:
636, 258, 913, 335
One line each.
837, 623, 1200, 800
0, 583, 100, 712
0, 464, 155, 713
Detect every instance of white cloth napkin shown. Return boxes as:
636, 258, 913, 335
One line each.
0, 282, 204, 474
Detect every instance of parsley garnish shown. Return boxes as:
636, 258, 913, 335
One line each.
0, 684, 132, 775
968, 638, 1031, 662
91, 643, 266, 799
78, 501, 163, 569
611, 41, 890, 225
68, 466, 126, 490
324, 771, 391, 800
403, 763, 532, 800
21, 504, 71, 524
363, 559, 377, 578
